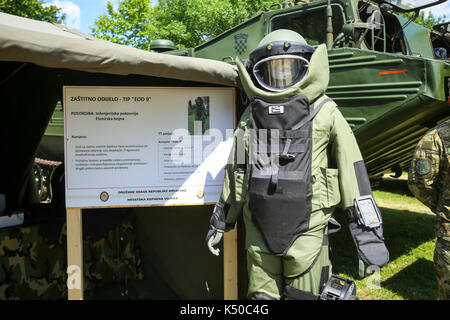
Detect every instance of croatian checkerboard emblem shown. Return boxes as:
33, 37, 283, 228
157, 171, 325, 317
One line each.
234, 34, 248, 55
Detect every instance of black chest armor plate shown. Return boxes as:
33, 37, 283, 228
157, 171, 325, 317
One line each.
248, 94, 330, 255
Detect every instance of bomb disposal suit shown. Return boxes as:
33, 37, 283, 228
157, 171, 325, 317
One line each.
206, 30, 389, 300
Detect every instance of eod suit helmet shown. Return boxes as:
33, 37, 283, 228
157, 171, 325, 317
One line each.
247, 29, 315, 92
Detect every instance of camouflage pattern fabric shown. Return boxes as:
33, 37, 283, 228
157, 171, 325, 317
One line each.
0, 217, 143, 300
78, 219, 144, 296
434, 219, 450, 300
408, 119, 450, 300
0, 225, 66, 299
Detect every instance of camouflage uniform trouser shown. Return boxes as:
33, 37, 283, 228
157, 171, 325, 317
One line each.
434, 218, 450, 300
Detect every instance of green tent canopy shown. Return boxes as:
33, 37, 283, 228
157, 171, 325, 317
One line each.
0, 12, 247, 300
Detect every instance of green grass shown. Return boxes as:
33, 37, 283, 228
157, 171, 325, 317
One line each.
329, 176, 439, 300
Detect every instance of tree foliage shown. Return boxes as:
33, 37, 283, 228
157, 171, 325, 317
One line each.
92, 0, 447, 51
402, 10, 446, 29
92, 0, 282, 50
155, 0, 282, 48
91, 0, 157, 49
0, 0, 65, 23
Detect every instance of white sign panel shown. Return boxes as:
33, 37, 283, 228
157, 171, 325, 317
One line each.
64, 86, 235, 208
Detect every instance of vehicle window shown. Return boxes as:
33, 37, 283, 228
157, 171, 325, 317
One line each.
431, 24, 450, 59
271, 5, 345, 46
358, 1, 407, 54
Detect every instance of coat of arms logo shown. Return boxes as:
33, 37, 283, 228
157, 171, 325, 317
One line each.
234, 34, 248, 56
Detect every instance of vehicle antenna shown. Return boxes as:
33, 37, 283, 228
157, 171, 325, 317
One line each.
326, 0, 334, 49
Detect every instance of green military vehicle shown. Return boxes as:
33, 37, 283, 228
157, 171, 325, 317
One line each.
155, 0, 449, 178
38, 0, 449, 197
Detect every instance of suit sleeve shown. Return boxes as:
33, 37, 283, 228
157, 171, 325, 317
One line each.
329, 104, 389, 267
210, 108, 249, 232
329, 106, 367, 208
408, 129, 442, 213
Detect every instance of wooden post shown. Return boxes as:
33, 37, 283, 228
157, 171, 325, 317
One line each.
66, 208, 84, 300
223, 226, 238, 300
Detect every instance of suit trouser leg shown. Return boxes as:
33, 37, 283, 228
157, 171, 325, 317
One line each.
284, 243, 331, 298
246, 243, 331, 299
246, 250, 283, 299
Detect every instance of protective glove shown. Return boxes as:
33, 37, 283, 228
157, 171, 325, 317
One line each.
206, 199, 229, 256
206, 227, 224, 256
346, 206, 389, 267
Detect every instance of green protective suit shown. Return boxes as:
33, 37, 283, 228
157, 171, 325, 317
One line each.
216, 44, 368, 299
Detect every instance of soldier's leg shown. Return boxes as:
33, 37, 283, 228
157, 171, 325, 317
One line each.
246, 249, 283, 300
434, 220, 450, 300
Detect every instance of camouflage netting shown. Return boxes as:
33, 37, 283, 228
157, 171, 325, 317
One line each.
0, 211, 143, 300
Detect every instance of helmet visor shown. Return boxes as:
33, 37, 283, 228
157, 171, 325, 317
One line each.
253, 55, 309, 92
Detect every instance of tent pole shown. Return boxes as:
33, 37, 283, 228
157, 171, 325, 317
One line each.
66, 208, 84, 300
223, 225, 238, 300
